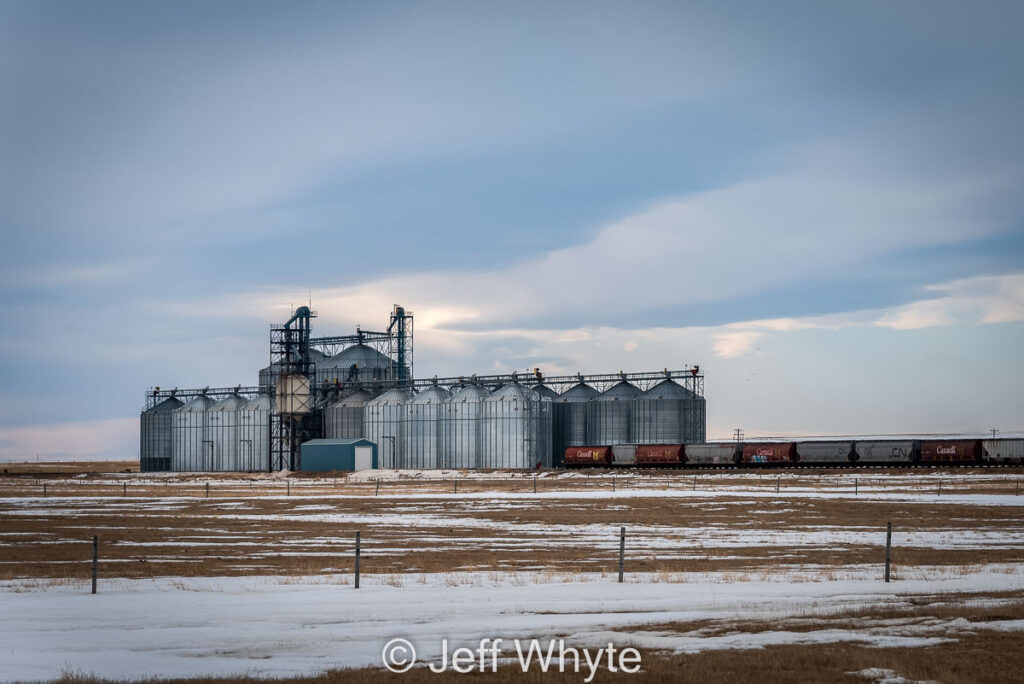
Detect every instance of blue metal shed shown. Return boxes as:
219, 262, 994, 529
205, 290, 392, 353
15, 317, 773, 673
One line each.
300, 439, 378, 472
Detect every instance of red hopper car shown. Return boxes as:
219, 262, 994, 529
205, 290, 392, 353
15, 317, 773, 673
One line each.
635, 444, 685, 466
919, 439, 982, 463
741, 442, 798, 464
565, 446, 613, 467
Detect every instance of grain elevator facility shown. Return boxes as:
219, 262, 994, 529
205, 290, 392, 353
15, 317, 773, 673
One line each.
140, 304, 705, 471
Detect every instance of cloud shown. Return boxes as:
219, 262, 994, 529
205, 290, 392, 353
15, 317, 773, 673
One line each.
705, 273, 1024, 355
712, 331, 763, 359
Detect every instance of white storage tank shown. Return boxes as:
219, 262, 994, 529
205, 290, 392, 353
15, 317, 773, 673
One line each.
443, 384, 488, 469
238, 394, 271, 471
589, 381, 641, 445
325, 390, 374, 440
631, 379, 700, 444
552, 383, 599, 468
208, 395, 247, 471
404, 385, 450, 469
364, 388, 410, 468
140, 396, 183, 472
479, 383, 552, 469
172, 395, 215, 471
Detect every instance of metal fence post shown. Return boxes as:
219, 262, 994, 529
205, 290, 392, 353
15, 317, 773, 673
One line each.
287, 481, 291, 496
354, 531, 361, 589
533, 476, 537, 494
375, 479, 380, 496
612, 476, 615, 492
855, 478, 858, 495
776, 476, 780, 493
123, 482, 127, 497
884, 522, 892, 583
617, 526, 625, 583
205, 482, 209, 498
43, 483, 46, 497
91, 536, 98, 594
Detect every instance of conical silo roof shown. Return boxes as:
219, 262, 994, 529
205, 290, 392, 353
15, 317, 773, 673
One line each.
242, 395, 272, 411
486, 382, 536, 402
177, 395, 215, 412
332, 390, 374, 408
144, 397, 183, 414
210, 395, 247, 411
410, 386, 450, 404
558, 383, 600, 402
449, 384, 489, 403
320, 344, 391, 370
533, 384, 558, 399
640, 378, 698, 400
367, 387, 410, 406
599, 381, 641, 401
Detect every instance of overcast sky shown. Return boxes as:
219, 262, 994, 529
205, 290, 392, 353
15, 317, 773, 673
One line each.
1, 1, 1022, 460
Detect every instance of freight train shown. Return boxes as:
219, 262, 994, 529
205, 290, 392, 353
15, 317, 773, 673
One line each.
564, 438, 1024, 468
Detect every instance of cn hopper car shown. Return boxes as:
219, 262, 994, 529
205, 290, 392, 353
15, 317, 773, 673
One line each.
564, 438, 1024, 468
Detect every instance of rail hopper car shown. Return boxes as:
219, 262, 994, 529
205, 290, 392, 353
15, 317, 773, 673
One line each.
564, 438, 1023, 468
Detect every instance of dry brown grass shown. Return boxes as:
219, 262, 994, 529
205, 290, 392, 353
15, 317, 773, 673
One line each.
2, 470, 1023, 581
0, 461, 138, 477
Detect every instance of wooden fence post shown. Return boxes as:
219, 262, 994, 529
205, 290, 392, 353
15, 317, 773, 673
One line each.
618, 526, 625, 583
885, 522, 892, 583
123, 482, 127, 497
91, 536, 98, 594
354, 531, 361, 589
205, 482, 209, 498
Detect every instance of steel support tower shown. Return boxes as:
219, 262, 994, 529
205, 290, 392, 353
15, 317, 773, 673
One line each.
269, 306, 319, 471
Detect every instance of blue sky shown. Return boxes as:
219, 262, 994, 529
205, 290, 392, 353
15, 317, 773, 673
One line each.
1, 1, 1022, 459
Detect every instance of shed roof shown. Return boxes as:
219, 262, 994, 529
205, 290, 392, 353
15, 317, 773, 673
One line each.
302, 438, 376, 446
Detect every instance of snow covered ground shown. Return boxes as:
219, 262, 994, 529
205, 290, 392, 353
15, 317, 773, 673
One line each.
3, 469, 1024, 681
3, 571, 1024, 682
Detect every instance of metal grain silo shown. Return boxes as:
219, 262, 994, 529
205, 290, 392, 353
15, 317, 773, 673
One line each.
172, 395, 215, 471
443, 384, 488, 469
479, 383, 552, 469
325, 390, 374, 440
208, 395, 247, 471
533, 384, 558, 399
404, 385, 450, 469
238, 394, 271, 471
551, 383, 599, 467
631, 379, 700, 444
141, 397, 183, 472
364, 388, 410, 468
316, 344, 392, 385
589, 381, 640, 445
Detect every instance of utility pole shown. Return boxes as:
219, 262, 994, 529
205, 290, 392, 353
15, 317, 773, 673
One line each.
991, 428, 999, 439
733, 428, 744, 442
